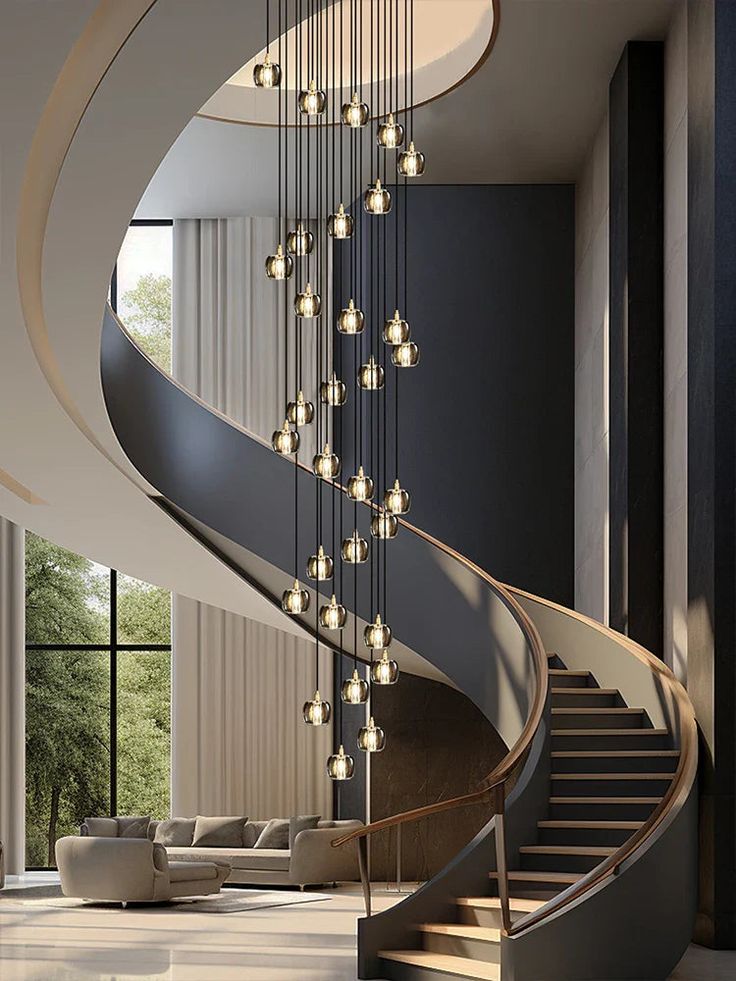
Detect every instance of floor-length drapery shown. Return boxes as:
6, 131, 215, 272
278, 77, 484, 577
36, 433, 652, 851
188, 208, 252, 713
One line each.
0, 517, 24, 873
171, 218, 332, 821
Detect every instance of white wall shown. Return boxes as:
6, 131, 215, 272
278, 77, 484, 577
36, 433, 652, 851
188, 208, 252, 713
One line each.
574, 116, 610, 623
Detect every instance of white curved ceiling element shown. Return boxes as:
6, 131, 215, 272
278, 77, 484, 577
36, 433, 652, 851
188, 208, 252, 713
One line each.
199, 0, 495, 126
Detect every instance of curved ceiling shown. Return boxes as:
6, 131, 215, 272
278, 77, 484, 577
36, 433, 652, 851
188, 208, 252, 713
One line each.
200, 0, 495, 126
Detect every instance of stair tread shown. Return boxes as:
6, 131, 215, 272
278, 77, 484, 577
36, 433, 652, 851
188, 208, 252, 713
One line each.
520, 845, 615, 856
551, 688, 618, 695
538, 820, 644, 829
551, 707, 644, 714
489, 870, 582, 883
549, 796, 662, 804
551, 772, 673, 780
551, 750, 679, 758
549, 669, 590, 676
551, 728, 668, 736
456, 897, 545, 912
419, 923, 501, 943
379, 950, 500, 980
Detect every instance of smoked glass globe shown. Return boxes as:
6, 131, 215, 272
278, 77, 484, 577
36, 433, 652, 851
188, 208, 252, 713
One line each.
371, 650, 399, 685
327, 204, 354, 239
265, 244, 293, 280
294, 283, 321, 318
346, 466, 374, 502
299, 80, 326, 116
313, 443, 340, 479
377, 112, 404, 148
358, 356, 385, 390
341, 530, 369, 564
364, 613, 391, 650
320, 372, 347, 406
383, 310, 410, 345
337, 299, 365, 335
253, 53, 281, 88
271, 420, 299, 454
281, 579, 310, 614
319, 594, 347, 630
307, 545, 334, 581
371, 510, 398, 540
327, 744, 355, 780
287, 224, 314, 256
303, 690, 331, 725
397, 141, 426, 177
286, 391, 314, 427
364, 178, 392, 215
384, 479, 411, 514
392, 341, 420, 367
341, 92, 369, 128
341, 668, 369, 703
358, 717, 386, 752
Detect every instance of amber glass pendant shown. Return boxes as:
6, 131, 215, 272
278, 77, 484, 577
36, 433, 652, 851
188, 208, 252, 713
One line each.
377, 112, 404, 148
397, 141, 426, 177
287, 225, 314, 256
327, 204, 354, 239
307, 545, 334, 581
392, 341, 420, 367
358, 356, 385, 390
265, 245, 293, 280
364, 178, 392, 215
341, 530, 369, 564
272, 421, 299, 454
346, 466, 374, 502
286, 391, 314, 427
383, 310, 410, 345
384, 479, 411, 515
341, 668, 369, 703
358, 717, 386, 752
319, 594, 347, 630
371, 510, 398, 540
337, 299, 365, 335
281, 579, 309, 614
364, 614, 392, 649
303, 690, 331, 725
294, 283, 321, 318
253, 53, 281, 88
327, 744, 355, 780
371, 650, 399, 685
299, 80, 326, 116
313, 444, 340, 479
341, 92, 369, 128
320, 372, 347, 406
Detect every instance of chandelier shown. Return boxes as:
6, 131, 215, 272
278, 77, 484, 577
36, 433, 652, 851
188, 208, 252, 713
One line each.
262, 0, 424, 781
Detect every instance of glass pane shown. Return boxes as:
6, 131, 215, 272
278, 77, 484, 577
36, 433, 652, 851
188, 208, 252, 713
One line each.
116, 573, 171, 645
25, 650, 110, 868
117, 651, 171, 820
25, 531, 109, 646
116, 224, 172, 373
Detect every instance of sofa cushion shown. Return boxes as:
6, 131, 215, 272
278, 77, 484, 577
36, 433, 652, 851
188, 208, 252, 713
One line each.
192, 816, 247, 848
289, 814, 320, 849
168, 861, 219, 883
82, 817, 118, 837
242, 820, 268, 848
166, 846, 291, 872
254, 818, 290, 849
154, 818, 196, 848
117, 816, 150, 839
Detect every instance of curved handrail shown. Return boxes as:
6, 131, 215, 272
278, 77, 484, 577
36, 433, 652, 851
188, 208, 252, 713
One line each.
502, 586, 698, 937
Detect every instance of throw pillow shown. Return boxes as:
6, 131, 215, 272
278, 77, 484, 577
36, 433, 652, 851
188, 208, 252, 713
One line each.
254, 818, 290, 850
154, 818, 196, 848
81, 817, 119, 837
117, 815, 151, 838
289, 814, 321, 849
192, 816, 247, 848
242, 820, 269, 848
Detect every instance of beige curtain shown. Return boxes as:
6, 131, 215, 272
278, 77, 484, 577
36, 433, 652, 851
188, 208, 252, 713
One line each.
0, 517, 24, 873
171, 218, 332, 821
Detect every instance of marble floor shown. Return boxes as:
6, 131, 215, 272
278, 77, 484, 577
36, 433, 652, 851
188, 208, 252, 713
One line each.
1, 874, 734, 980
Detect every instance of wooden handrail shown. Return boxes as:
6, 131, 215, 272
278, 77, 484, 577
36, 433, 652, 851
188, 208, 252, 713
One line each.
503, 586, 699, 937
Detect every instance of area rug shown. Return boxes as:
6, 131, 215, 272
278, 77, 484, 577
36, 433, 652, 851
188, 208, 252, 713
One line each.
0, 885, 331, 913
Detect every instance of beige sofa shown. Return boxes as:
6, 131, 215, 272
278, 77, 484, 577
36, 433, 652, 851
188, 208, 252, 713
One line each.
55, 835, 230, 904
80, 815, 362, 887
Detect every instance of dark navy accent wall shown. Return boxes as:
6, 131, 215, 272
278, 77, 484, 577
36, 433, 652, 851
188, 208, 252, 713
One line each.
338, 184, 575, 604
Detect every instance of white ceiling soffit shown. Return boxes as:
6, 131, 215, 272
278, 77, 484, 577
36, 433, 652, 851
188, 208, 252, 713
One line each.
200, 0, 496, 126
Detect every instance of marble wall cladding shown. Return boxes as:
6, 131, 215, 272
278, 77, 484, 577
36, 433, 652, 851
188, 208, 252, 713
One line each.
574, 116, 610, 623
664, 0, 688, 682
368, 675, 506, 883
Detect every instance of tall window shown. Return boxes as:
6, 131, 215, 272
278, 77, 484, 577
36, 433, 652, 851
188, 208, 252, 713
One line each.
25, 532, 171, 869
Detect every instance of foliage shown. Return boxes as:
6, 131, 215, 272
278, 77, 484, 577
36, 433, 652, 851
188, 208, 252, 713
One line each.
121, 272, 172, 373
24, 532, 171, 867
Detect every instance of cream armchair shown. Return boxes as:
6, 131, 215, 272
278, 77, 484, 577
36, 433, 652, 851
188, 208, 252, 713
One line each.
55, 835, 230, 904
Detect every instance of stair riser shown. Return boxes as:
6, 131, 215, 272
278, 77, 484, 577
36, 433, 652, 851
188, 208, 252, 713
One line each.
548, 800, 659, 821
552, 712, 645, 729
519, 852, 605, 874
537, 827, 634, 847
422, 933, 501, 964
547, 655, 566, 670
551, 777, 672, 797
380, 959, 496, 981
551, 755, 678, 773
456, 908, 505, 931
551, 692, 619, 708
552, 732, 670, 750
547, 673, 592, 688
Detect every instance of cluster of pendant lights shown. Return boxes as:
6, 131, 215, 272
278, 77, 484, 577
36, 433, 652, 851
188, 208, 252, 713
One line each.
259, 0, 423, 781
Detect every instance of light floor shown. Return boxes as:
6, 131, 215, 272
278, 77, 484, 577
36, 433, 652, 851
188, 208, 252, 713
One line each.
1, 874, 734, 980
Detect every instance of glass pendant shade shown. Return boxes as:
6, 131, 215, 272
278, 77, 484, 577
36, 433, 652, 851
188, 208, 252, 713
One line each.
286, 391, 314, 427
320, 372, 347, 406
341, 530, 369, 564
272, 420, 299, 454
383, 310, 410, 345
265, 244, 293, 280
319, 594, 347, 630
371, 510, 399, 540
298, 80, 326, 115
287, 225, 314, 256
327, 744, 355, 780
337, 299, 365, 335
385, 479, 411, 514
346, 466, 374, 502
358, 716, 386, 752
312, 443, 340, 479
327, 204, 354, 239
358, 356, 385, 391
364, 178, 392, 215
307, 545, 334, 581
303, 690, 331, 725
371, 650, 400, 685
392, 341, 420, 367
294, 283, 321, 318
341, 92, 369, 127
377, 112, 405, 148
341, 668, 369, 703
253, 53, 281, 87
398, 141, 426, 177
281, 579, 310, 614
364, 614, 392, 650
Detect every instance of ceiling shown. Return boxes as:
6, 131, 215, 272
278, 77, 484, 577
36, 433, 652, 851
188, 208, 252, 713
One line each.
137, 0, 677, 219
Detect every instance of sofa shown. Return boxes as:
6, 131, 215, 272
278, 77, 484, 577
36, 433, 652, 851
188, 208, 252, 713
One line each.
80, 814, 362, 887
55, 835, 231, 904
